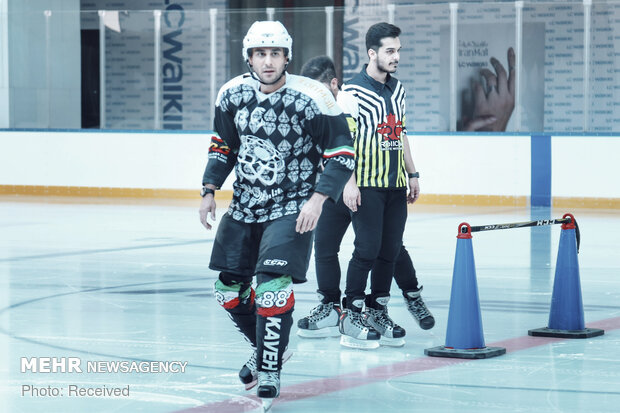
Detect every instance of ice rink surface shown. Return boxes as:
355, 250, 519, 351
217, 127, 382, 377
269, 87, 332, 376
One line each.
1, 196, 619, 412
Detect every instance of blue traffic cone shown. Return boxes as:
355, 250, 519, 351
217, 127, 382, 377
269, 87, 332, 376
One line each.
425, 223, 505, 359
529, 213, 604, 338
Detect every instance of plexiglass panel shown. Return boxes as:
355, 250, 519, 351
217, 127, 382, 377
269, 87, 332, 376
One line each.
590, 1, 620, 132
1, 2, 620, 132
523, 1, 585, 133
395, 3, 450, 132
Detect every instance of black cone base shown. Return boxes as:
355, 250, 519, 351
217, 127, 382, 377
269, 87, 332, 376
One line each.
528, 327, 604, 338
424, 345, 506, 359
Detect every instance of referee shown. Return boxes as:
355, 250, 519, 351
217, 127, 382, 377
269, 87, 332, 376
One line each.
339, 22, 420, 348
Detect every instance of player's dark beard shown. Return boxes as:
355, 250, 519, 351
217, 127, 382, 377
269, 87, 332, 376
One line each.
377, 59, 397, 74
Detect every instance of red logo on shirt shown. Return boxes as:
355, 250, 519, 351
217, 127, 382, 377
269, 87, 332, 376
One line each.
377, 113, 403, 141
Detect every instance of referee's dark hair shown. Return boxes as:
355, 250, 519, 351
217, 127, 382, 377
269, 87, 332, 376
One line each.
300, 55, 337, 85
366, 22, 401, 52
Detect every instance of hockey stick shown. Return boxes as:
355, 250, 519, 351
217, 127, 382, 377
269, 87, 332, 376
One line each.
460, 216, 581, 252
467, 218, 570, 233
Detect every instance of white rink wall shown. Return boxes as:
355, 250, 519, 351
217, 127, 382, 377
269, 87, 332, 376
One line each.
552, 137, 620, 199
0, 130, 619, 201
0, 130, 215, 190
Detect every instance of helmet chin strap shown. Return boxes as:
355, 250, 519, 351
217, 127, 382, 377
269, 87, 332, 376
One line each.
246, 60, 289, 86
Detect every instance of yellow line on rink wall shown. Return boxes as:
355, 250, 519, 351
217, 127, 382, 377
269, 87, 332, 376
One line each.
1, 185, 618, 209
415, 194, 528, 207
0, 185, 229, 201
552, 197, 620, 210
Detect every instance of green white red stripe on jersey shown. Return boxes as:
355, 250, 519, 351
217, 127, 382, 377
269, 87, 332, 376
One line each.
323, 145, 355, 158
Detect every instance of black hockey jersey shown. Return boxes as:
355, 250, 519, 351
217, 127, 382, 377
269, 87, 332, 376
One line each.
203, 73, 355, 223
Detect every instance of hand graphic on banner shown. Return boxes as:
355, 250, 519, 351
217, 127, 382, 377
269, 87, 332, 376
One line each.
462, 47, 515, 132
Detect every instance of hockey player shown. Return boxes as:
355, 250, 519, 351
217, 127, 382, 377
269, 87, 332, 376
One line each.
198, 21, 354, 407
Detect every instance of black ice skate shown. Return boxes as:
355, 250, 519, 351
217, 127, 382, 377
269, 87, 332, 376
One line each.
364, 294, 406, 347
239, 348, 292, 390
258, 370, 280, 412
404, 287, 435, 330
339, 297, 380, 349
297, 301, 341, 338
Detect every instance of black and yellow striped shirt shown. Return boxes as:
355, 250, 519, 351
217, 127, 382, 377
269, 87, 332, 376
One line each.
343, 66, 408, 189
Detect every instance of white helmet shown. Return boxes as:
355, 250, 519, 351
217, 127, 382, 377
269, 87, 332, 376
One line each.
242, 21, 292, 62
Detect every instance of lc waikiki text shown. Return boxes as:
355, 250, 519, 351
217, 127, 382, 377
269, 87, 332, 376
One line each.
21, 357, 188, 374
